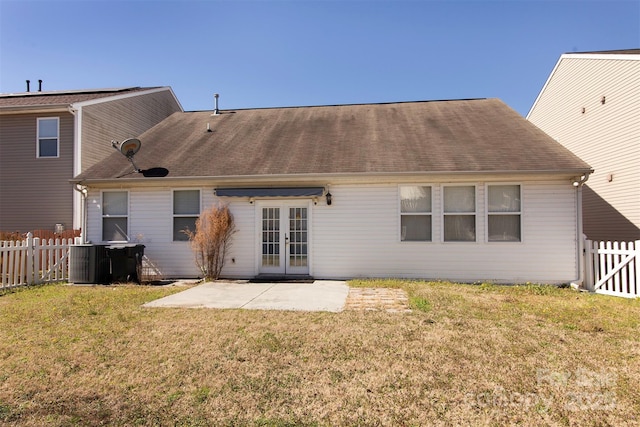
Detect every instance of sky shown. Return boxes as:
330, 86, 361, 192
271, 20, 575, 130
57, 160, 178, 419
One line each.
0, 0, 638, 117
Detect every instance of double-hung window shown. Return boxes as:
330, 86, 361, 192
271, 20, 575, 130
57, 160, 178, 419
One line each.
173, 190, 200, 241
37, 117, 59, 158
487, 185, 521, 242
443, 185, 476, 242
400, 186, 432, 241
102, 191, 128, 241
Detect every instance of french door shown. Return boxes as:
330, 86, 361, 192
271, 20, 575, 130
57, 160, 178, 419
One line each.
259, 202, 310, 276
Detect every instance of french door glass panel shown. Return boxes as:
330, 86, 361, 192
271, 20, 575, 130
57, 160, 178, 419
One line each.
289, 207, 308, 268
262, 208, 280, 267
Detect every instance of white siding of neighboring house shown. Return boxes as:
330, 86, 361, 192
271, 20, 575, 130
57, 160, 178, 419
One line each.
85, 176, 580, 283
528, 54, 640, 241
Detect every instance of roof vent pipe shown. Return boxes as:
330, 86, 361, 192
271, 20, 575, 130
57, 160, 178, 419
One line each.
26, 80, 30, 92
38, 80, 43, 92
213, 93, 220, 115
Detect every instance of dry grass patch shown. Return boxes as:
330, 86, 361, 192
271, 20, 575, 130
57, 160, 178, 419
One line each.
0, 281, 638, 426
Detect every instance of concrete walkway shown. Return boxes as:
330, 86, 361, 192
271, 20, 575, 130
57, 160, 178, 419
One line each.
143, 280, 349, 312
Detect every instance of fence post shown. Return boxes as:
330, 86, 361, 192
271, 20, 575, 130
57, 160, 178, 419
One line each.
25, 233, 34, 285
629, 240, 640, 298
584, 239, 592, 291
33, 236, 41, 285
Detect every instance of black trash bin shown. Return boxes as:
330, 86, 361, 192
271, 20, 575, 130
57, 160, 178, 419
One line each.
106, 244, 145, 283
94, 244, 111, 284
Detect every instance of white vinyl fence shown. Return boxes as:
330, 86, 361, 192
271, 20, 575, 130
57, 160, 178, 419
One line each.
0, 233, 76, 289
584, 239, 639, 298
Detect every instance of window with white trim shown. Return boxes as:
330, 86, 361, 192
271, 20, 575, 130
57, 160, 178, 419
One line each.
37, 117, 59, 158
102, 191, 128, 241
400, 186, 432, 241
173, 190, 200, 241
487, 184, 521, 242
443, 185, 476, 242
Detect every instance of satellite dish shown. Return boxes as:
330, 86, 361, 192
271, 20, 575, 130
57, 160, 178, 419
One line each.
111, 138, 169, 178
119, 138, 141, 158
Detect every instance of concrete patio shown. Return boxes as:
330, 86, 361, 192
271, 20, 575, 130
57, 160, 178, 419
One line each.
143, 280, 350, 312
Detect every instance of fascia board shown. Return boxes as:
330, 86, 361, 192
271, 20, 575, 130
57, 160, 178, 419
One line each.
72, 169, 594, 188
560, 53, 640, 61
72, 87, 183, 111
0, 105, 70, 115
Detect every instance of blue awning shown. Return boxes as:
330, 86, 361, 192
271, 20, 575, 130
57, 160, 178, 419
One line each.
215, 187, 325, 198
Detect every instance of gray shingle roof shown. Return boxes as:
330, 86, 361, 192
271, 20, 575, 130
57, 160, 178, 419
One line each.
568, 49, 639, 55
75, 98, 591, 181
0, 87, 158, 108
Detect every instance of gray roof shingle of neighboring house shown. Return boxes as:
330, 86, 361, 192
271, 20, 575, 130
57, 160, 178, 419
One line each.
0, 87, 160, 108
567, 49, 639, 55
75, 98, 592, 181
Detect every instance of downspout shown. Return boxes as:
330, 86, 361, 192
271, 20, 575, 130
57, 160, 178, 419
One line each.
73, 184, 88, 244
68, 105, 83, 237
571, 173, 590, 289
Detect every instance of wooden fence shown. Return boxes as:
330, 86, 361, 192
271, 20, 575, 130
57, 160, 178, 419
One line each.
0, 233, 77, 289
584, 239, 639, 298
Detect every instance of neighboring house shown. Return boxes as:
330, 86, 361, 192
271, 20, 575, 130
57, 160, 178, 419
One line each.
73, 98, 591, 284
527, 49, 640, 241
0, 86, 183, 233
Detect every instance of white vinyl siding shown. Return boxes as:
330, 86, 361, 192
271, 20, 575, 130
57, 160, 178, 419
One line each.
37, 117, 59, 158
173, 190, 200, 241
528, 55, 640, 240
102, 191, 128, 241
84, 177, 579, 283
400, 186, 432, 242
312, 180, 576, 283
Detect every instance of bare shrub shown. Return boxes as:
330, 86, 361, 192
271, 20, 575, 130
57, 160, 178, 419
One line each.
185, 204, 236, 280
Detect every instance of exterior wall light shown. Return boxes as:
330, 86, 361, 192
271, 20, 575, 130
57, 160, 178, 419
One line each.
326, 192, 332, 205
572, 175, 589, 187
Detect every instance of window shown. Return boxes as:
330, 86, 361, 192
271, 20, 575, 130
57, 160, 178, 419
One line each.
37, 117, 59, 158
173, 190, 200, 241
400, 186, 432, 241
102, 191, 128, 241
443, 185, 476, 242
488, 185, 521, 242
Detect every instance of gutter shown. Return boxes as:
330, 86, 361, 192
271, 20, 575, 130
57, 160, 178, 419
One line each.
73, 184, 88, 244
71, 168, 595, 187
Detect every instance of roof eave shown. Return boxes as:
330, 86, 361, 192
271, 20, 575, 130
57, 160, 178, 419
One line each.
72, 168, 594, 187
0, 104, 71, 115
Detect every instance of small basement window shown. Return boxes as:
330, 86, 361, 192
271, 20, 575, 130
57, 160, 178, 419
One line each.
173, 190, 200, 241
400, 186, 432, 241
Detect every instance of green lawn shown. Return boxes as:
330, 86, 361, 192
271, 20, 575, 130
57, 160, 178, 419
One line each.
0, 281, 638, 426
